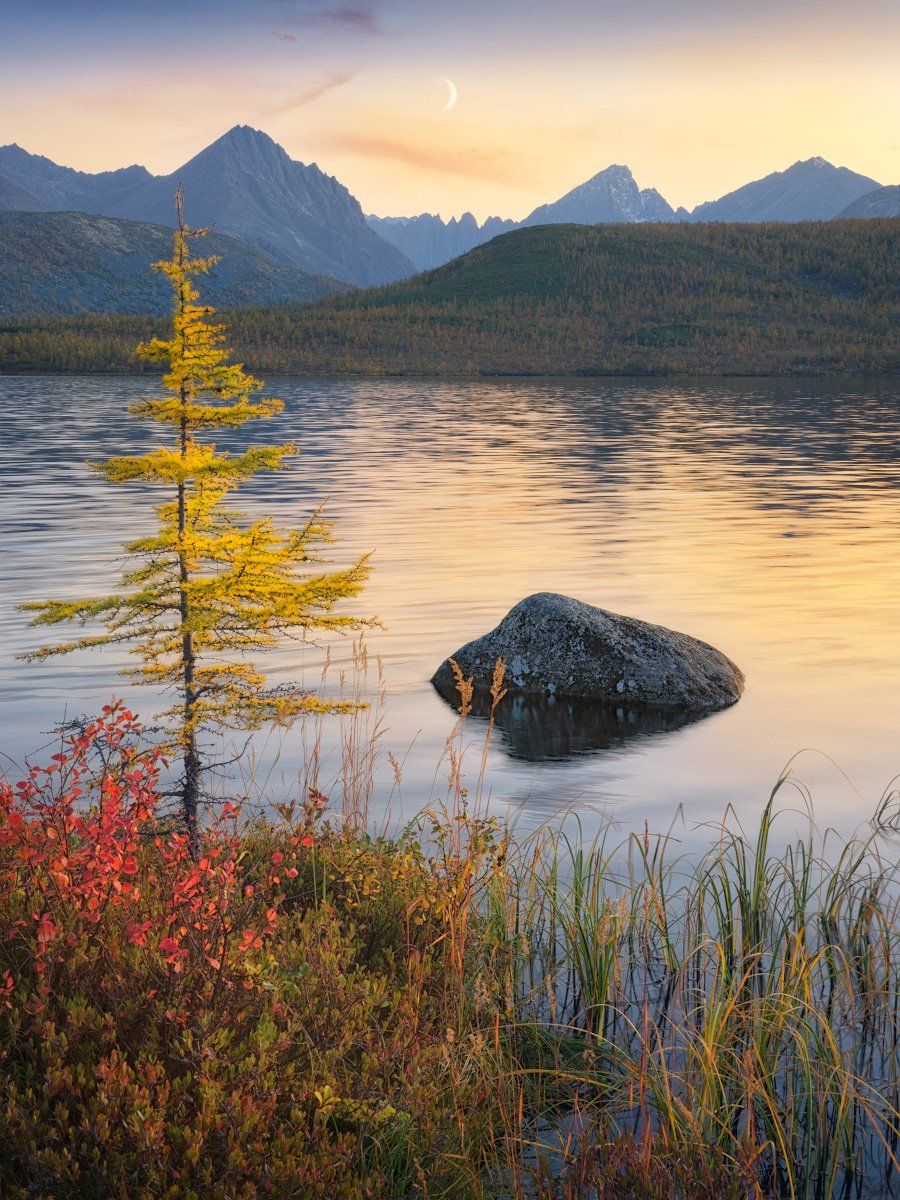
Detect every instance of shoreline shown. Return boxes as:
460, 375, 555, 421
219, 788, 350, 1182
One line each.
3, 714, 899, 1197
1, 366, 898, 380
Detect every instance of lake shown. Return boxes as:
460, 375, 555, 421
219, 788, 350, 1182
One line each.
1, 375, 898, 851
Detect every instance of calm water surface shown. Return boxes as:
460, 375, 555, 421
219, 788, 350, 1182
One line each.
1, 375, 898, 849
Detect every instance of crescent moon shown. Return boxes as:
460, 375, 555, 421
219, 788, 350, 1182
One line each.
442, 78, 458, 112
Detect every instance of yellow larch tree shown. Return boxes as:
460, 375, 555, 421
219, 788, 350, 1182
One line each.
21, 189, 371, 851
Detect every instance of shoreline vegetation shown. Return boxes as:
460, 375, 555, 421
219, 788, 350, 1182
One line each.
4, 200, 899, 1199
2, 221, 898, 378
1, 697, 898, 1198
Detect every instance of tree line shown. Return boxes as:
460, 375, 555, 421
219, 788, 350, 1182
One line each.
2, 218, 897, 376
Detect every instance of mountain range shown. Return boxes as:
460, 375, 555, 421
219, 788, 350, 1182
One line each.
521, 164, 676, 225
368, 158, 890, 269
838, 184, 900, 219
0, 126, 413, 286
369, 165, 681, 269
0, 125, 895, 309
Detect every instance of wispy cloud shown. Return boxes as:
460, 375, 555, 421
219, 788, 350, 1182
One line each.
271, 1, 382, 37
330, 133, 525, 183
258, 70, 355, 116
328, 4, 380, 32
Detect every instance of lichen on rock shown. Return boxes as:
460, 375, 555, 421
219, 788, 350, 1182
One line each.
431, 592, 744, 712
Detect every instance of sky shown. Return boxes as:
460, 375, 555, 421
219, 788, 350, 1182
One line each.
1, 0, 898, 221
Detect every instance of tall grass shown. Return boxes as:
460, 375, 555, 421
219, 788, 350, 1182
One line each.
344, 654, 900, 1197
2, 657, 898, 1198
478, 779, 900, 1198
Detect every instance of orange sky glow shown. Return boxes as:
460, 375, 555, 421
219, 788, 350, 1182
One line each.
1, 0, 897, 220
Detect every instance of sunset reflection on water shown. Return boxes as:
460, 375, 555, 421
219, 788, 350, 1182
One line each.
2, 375, 898, 850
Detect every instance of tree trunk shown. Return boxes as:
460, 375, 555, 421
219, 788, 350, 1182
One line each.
182, 725, 201, 860
174, 190, 201, 858
178, 464, 200, 856
177, 363, 200, 855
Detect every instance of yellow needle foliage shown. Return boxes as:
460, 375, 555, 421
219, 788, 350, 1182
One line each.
21, 192, 372, 839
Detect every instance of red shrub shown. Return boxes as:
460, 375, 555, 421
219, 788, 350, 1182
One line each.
0, 703, 274, 1011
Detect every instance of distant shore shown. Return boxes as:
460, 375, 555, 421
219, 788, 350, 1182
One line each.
2, 222, 898, 377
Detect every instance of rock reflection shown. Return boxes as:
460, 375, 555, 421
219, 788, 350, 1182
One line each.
432, 681, 710, 762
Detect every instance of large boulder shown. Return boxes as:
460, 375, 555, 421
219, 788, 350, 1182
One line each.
431, 592, 744, 712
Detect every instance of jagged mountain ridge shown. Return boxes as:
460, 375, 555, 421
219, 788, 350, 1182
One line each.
369, 165, 673, 269
366, 211, 516, 271
105, 127, 414, 286
0, 127, 414, 287
521, 164, 675, 226
1, 132, 891, 291
370, 156, 889, 271
0, 210, 347, 317
0, 143, 153, 213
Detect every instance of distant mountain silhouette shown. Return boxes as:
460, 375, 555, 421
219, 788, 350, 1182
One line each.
690, 157, 880, 222
837, 185, 900, 218
521, 165, 675, 226
369, 166, 675, 270
1, 134, 890, 288
0, 127, 414, 287
0, 210, 346, 317
367, 211, 516, 271
370, 157, 889, 271
0, 143, 152, 213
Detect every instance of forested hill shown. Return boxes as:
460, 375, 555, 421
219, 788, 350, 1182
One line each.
0, 210, 346, 316
3, 220, 898, 376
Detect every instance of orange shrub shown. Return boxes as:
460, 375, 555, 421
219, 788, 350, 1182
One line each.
0, 705, 499, 1199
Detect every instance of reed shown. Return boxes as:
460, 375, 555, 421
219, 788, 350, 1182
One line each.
377, 661, 900, 1197
487, 783, 900, 1198
1, 666, 898, 1199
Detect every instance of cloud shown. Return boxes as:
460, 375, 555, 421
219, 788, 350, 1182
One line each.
272, 1, 381, 36
328, 4, 380, 32
258, 70, 355, 116
330, 133, 525, 183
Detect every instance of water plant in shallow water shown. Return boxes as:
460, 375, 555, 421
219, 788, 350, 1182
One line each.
489, 781, 900, 1199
